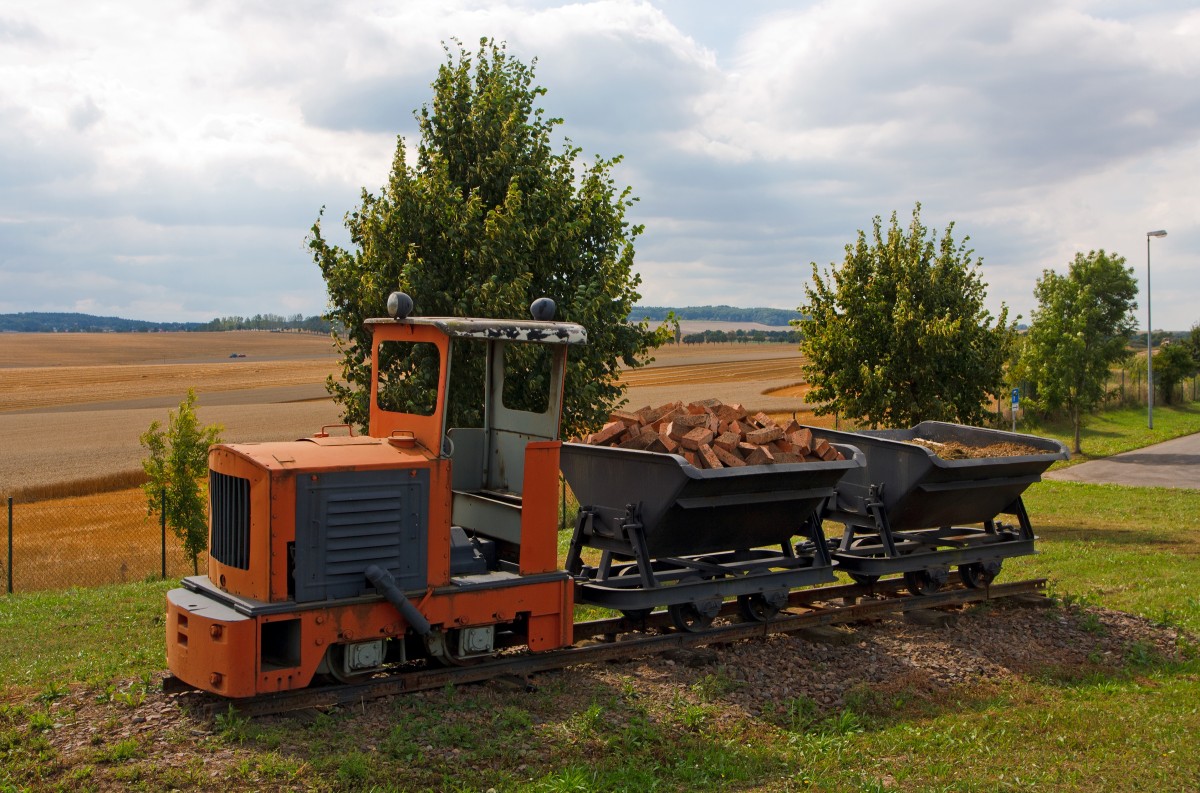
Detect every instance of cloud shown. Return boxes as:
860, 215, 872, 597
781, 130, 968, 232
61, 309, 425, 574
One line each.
0, 0, 1197, 328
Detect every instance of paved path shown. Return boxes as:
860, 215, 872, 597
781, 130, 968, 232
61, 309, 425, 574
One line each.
1043, 432, 1200, 489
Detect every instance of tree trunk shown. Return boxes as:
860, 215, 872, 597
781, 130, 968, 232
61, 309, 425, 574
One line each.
1072, 405, 1082, 455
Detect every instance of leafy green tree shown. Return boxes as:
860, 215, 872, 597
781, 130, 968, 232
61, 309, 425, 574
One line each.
1154, 342, 1195, 405
141, 389, 223, 574
1021, 250, 1138, 453
309, 39, 666, 436
1184, 322, 1200, 368
798, 204, 1014, 428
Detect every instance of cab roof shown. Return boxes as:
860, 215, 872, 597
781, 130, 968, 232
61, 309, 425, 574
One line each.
365, 316, 587, 345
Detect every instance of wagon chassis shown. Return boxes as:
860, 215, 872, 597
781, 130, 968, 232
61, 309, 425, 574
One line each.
167, 575, 1047, 719
826, 488, 1038, 591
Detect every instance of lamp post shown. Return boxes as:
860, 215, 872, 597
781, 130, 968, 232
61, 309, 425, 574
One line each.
1146, 229, 1167, 429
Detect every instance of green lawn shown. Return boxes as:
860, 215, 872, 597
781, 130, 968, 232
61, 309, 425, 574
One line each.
1018, 400, 1200, 464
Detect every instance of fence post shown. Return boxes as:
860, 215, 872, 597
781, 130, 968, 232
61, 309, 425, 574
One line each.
160, 486, 167, 580
6, 497, 12, 595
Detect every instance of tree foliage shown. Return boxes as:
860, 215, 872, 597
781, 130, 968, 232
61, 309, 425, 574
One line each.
309, 39, 666, 436
1154, 342, 1195, 405
1019, 250, 1138, 453
141, 389, 223, 574
798, 204, 1014, 428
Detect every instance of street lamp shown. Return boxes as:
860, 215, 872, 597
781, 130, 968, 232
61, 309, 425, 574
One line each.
1146, 229, 1167, 429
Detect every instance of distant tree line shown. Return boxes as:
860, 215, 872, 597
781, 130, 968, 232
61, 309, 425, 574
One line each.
681, 328, 800, 345
632, 305, 801, 326
0, 311, 331, 334
198, 313, 331, 333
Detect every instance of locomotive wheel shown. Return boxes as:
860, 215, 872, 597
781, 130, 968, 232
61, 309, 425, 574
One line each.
668, 602, 716, 633
323, 644, 372, 684
736, 593, 780, 623
959, 560, 1002, 589
903, 569, 943, 597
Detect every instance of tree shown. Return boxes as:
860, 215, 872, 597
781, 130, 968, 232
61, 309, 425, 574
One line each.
1154, 342, 1195, 405
1184, 322, 1200, 369
141, 389, 223, 574
1021, 250, 1138, 453
309, 39, 666, 436
798, 204, 1014, 428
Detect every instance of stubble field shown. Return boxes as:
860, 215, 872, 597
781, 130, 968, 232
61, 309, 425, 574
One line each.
0, 333, 810, 497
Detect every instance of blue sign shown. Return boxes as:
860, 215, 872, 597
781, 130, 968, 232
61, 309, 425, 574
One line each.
1011, 388, 1019, 407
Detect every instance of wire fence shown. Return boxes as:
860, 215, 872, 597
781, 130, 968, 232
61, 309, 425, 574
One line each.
2, 481, 577, 596
3, 490, 205, 595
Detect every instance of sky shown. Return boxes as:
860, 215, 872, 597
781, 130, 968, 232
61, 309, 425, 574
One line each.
1, 1, 1197, 329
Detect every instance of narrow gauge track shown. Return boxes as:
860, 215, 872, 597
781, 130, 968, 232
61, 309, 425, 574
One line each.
167, 576, 1046, 719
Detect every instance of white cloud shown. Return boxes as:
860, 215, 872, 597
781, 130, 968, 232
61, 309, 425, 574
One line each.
0, 0, 1196, 329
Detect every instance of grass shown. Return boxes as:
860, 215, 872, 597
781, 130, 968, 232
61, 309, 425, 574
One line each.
3, 404, 1200, 790
1019, 400, 1200, 464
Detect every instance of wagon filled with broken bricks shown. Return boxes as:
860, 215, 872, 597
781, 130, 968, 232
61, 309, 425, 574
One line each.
812, 421, 1069, 596
561, 400, 862, 631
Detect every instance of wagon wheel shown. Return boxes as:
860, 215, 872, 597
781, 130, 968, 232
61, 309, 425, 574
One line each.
736, 593, 781, 623
959, 560, 1002, 589
903, 568, 947, 597
668, 601, 716, 633
616, 566, 652, 622
845, 538, 882, 587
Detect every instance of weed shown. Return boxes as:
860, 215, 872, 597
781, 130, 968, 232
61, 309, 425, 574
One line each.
335, 751, 371, 786
1078, 611, 1106, 635
568, 702, 604, 737
35, 681, 67, 704
493, 705, 533, 732
818, 709, 866, 736
1125, 640, 1158, 668
770, 695, 821, 731
535, 766, 598, 792
215, 705, 253, 743
691, 667, 742, 700
26, 710, 54, 732
98, 738, 141, 763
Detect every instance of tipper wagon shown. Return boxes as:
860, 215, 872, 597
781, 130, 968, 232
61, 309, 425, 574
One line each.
812, 421, 1069, 594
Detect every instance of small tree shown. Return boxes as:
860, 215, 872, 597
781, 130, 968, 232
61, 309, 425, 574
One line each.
1154, 342, 1195, 405
309, 39, 667, 437
1021, 250, 1138, 453
798, 203, 1014, 428
141, 389, 223, 574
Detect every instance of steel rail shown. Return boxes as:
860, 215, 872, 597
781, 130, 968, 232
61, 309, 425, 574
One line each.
169, 577, 1046, 719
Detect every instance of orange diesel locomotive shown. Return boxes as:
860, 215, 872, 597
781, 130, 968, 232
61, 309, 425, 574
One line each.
167, 295, 585, 697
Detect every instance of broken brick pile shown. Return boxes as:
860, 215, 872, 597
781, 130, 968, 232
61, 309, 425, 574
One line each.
577, 399, 846, 469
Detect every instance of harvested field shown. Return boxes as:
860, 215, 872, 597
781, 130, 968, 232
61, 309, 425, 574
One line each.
4, 487, 202, 591
0, 360, 339, 412
0, 330, 337, 368
0, 334, 808, 498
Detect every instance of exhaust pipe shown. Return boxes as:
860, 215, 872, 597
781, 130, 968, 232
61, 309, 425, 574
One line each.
364, 565, 431, 636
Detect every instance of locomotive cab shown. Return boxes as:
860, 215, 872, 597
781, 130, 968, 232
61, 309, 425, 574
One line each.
166, 294, 586, 697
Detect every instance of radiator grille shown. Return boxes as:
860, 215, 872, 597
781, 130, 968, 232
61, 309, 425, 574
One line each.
294, 469, 428, 601
209, 471, 251, 570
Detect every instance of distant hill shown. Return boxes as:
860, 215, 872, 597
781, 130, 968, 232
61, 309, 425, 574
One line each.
630, 305, 800, 327
0, 312, 198, 332
0, 312, 331, 333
